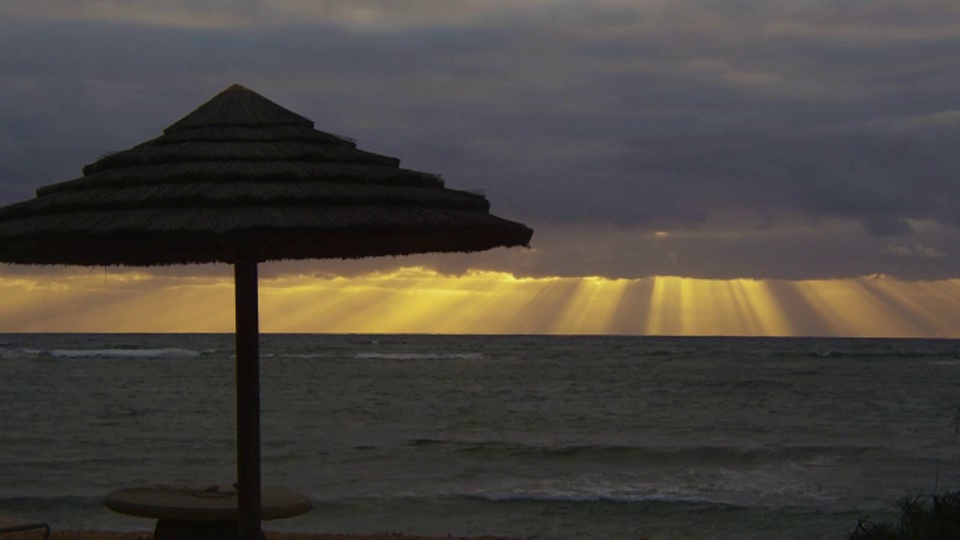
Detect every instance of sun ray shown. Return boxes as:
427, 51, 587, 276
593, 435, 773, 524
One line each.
644, 276, 684, 335
2, 268, 960, 336
507, 278, 582, 334
727, 279, 793, 336
608, 278, 656, 335
550, 277, 630, 334
789, 278, 932, 337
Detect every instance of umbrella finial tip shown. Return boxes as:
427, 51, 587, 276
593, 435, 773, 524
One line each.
225, 83, 250, 93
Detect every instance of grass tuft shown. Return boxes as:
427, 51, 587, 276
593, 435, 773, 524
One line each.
851, 491, 960, 539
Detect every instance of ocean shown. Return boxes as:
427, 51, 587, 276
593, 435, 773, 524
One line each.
2, 334, 960, 539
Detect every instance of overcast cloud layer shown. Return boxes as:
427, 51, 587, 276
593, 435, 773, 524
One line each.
1, 0, 959, 280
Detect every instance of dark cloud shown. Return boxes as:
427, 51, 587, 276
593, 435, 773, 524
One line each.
1, 1, 959, 279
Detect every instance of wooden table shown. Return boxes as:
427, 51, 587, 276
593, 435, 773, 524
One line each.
105, 485, 311, 540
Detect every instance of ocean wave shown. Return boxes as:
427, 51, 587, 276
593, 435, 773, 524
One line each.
0, 455, 151, 468
46, 348, 202, 359
0, 494, 107, 509
314, 466, 838, 511
927, 359, 960, 367
317, 490, 753, 510
449, 490, 748, 508
800, 349, 956, 360
733, 343, 958, 361
642, 349, 680, 357
354, 352, 484, 360
458, 491, 762, 510
404, 438, 878, 465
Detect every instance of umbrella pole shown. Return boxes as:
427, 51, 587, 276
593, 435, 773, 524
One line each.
235, 259, 262, 540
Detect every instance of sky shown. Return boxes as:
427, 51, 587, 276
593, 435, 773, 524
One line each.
1, 0, 959, 336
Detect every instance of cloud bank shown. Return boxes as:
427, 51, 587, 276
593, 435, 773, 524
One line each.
1, 0, 959, 279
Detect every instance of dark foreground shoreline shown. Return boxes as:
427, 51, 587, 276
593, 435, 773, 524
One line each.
14, 531, 544, 540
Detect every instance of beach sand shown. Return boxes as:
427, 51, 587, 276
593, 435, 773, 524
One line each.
0, 528, 665, 539
7, 532, 532, 540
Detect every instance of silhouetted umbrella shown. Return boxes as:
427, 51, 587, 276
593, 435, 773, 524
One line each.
0, 85, 533, 540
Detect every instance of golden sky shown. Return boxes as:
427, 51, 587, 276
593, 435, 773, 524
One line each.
2, 2, 960, 337
2, 266, 959, 337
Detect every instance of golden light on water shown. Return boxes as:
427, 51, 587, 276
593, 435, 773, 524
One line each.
1, 267, 960, 337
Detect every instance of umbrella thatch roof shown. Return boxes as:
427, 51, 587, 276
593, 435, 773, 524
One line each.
0, 83, 535, 540
0, 84, 533, 266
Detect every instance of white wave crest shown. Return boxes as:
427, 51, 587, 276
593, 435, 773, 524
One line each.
354, 352, 484, 360
928, 359, 960, 367
48, 348, 201, 359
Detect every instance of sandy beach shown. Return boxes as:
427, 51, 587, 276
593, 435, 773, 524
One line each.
1, 529, 675, 540
5, 532, 541, 540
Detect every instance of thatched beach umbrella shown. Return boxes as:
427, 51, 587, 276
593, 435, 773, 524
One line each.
0, 84, 533, 540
